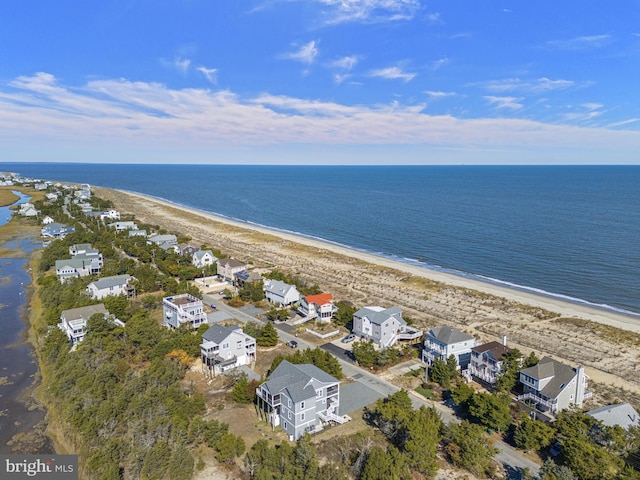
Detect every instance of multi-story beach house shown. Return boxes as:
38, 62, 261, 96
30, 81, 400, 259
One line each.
41, 222, 75, 239
264, 279, 300, 307
216, 258, 247, 282
256, 361, 348, 441
58, 304, 109, 345
86, 275, 135, 300
192, 249, 217, 269
517, 357, 591, 415
422, 325, 476, 369
162, 293, 207, 329
298, 293, 337, 323
200, 324, 256, 377
108, 221, 137, 232
352, 306, 423, 348
147, 233, 178, 249
468, 338, 512, 385
55, 257, 102, 282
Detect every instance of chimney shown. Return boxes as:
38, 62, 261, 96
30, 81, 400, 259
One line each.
502, 335, 507, 346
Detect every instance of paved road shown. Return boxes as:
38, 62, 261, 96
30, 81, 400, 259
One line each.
201, 294, 540, 477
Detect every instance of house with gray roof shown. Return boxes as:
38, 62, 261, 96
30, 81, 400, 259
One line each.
41, 222, 75, 239
216, 258, 247, 282
264, 279, 300, 306
58, 304, 109, 345
256, 361, 348, 440
518, 357, 591, 415
86, 275, 135, 300
192, 249, 217, 269
147, 233, 178, 249
109, 221, 137, 232
587, 403, 640, 431
55, 257, 102, 282
200, 324, 256, 377
352, 306, 423, 348
422, 325, 476, 369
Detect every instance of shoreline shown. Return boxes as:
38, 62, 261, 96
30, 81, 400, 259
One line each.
117, 188, 640, 334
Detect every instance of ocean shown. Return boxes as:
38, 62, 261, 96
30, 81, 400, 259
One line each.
3, 163, 639, 317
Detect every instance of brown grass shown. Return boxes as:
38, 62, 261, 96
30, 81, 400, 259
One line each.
0, 189, 20, 206
553, 317, 640, 347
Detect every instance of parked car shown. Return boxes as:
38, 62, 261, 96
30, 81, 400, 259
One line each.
286, 340, 298, 348
341, 334, 357, 344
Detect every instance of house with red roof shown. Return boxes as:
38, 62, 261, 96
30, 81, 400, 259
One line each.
298, 293, 337, 323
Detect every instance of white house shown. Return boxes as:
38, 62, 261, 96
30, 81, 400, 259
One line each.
55, 257, 102, 282
264, 279, 300, 306
352, 306, 422, 348
192, 249, 217, 269
86, 275, 135, 300
58, 304, 109, 345
422, 325, 476, 369
162, 293, 207, 329
41, 215, 55, 225
298, 293, 337, 322
468, 339, 513, 385
518, 357, 591, 415
200, 324, 256, 377
148, 233, 178, 249
99, 209, 120, 221
109, 221, 137, 232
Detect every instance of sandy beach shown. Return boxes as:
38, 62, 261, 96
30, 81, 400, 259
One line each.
97, 187, 640, 403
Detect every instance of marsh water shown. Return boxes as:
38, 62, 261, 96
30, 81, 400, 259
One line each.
0, 193, 54, 453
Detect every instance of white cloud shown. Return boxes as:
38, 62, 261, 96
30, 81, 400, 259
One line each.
197, 66, 218, 85
478, 77, 576, 93
430, 57, 449, 70
544, 34, 612, 50
314, 0, 421, 24
330, 55, 359, 71
2, 73, 640, 164
484, 96, 524, 110
370, 66, 416, 82
425, 91, 455, 98
162, 57, 191, 74
284, 41, 319, 65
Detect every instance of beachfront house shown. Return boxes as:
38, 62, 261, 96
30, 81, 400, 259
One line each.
147, 233, 178, 249
216, 258, 247, 282
256, 361, 348, 441
192, 249, 217, 269
86, 275, 135, 300
200, 324, 256, 377
422, 325, 476, 369
587, 403, 640, 431
468, 338, 513, 385
109, 221, 137, 232
58, 304, 109, 345
298, 293, 337, 323
235, 270, 264, 288
99, 210, 120, 221
264, 279, 300, 307
352, 306, 423, 348
162, 293, 207, 329
41, 222, 75, 239
517, 357, 591, 415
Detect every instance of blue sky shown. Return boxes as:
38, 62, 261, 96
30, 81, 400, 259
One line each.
1, 0, 639, 165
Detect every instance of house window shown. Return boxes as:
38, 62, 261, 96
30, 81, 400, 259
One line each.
283, 422, 287, 430
237, 341, 242, 349
288, 411, 292, 420
300, 401, 305, 409
288, 399, 291, 407
301, 413, 305, 421
316, 389, 322, 398
222, 343, 229, 349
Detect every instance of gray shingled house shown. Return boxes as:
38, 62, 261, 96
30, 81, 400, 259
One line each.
422, 325, 476, 369
256, 361, 349, 440
518, 357, 591, 415
200, 324, 256, 377
352, 306, 422, 348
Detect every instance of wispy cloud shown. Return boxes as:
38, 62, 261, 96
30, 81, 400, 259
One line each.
425, 91, 455, 98
197, 66, 218, 85
161, 57, 191, 74
283, 41, 319, 64
370, 66, 416, 82
484, 96, 524, 110
330, 55, 359, 71
544, 34, 612, 50
478, 77, 576, 93
313, 0, 421, 24
2, 73, 639, 162
430, 57, 449, 70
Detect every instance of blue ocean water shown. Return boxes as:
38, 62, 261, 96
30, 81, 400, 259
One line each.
3, 163, 639, 316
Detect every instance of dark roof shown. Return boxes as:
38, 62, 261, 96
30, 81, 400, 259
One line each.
472, 341, 511, 361
261, 361, 338, 403
202, 324, 240, 344
519, 357, 580, 400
